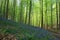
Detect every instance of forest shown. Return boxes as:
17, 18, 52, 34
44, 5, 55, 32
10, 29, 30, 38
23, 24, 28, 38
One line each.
0, 0, 60, 40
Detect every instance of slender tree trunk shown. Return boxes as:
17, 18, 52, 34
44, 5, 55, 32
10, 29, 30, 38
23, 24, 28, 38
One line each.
59, 2, 60, 29
45, 0, 48, 29
0, 0, 3, 17
11, 0, 16, 21
25, 0, 28, 24
12, 0, 16, 21
28, 0, 32, 25
3, 0, 6, 18
56, 0, 59, 30
20, 0, 23, 23
39, 0, 41, 27
3, 0, 9, 19
41, 0, 43, 28
51, 0, 53, 29
5, 0, 9, 19
25, 8, 28, 24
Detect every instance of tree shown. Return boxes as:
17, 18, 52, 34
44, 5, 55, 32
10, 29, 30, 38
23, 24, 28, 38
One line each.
56, 0, 59, 30
25, 0, 29, 24
19, 0, 24, 23
2, 0, 9, 19
5, 0, 9, 19
41, 0, 43, 28
45, 0, 48, 29
51, 0, 53, 29
12, 0, 16, 21
59, 1, 60, 29
28, 0, 32, 25
3, 0, 7, 19
0, 0, 3, 17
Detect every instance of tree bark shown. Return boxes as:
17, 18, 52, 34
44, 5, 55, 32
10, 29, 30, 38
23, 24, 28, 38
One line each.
41, 0, 43, 28
59, 2, 60, 29
56, 0, 59, 30
51, 0, 53, 29
45, 0, 48, 29
28, 0, 32, 25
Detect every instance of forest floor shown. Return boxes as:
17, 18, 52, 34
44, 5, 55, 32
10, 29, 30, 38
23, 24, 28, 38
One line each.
0, 25, 60, 40
48, 29, 60, 40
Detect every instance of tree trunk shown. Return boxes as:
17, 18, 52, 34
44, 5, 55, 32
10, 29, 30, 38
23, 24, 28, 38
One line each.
45, 0, 48, 29
51, 0, 53, 29
5, 0, 9, 19
12, 0, 16, 21
56, 0, 59, 30
25, 0, 29, 24
3, 0, 6, 19
0, 0, 3, 17
19, 0, 24, 23
59, 2, 60, 29
41, 0, 43, 28
28, 0, 32, 25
